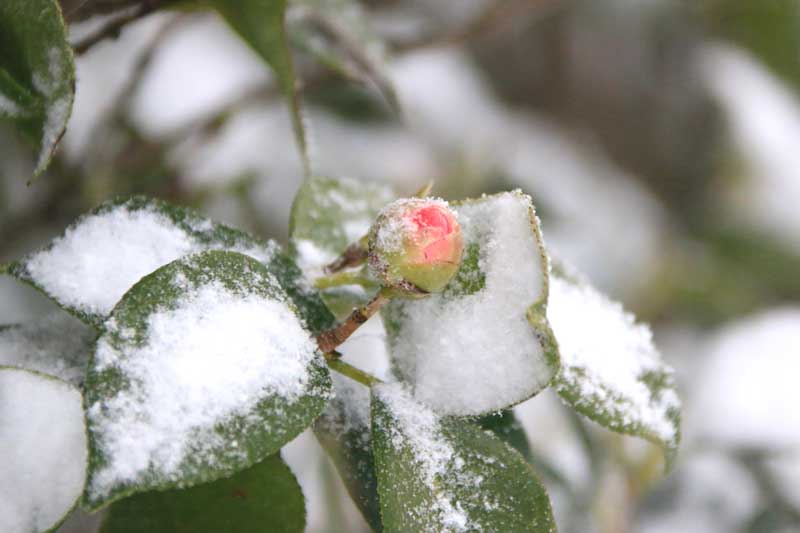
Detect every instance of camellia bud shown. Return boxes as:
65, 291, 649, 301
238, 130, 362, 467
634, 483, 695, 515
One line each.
368, 198, 464, 295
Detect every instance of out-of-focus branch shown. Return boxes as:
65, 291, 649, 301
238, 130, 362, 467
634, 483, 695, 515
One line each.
392, 0, 560, 53
71, 0, 169, 55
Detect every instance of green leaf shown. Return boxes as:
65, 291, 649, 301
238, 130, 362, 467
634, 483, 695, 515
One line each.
475, 410, 533, 461
0, 366, 87, 533
0, 311, 95, 387
548, 265, 681, 470
290, 0, 399, 113
371, 383, 557, 533
82, 250, 331, 510
209, 0, 310, 174
99, 454, 305, 533
0, 0, 75, 176
289, 175, 394, 318
5, 196, 300, 328
383, 191, 560, 416
313, 375, 382, 532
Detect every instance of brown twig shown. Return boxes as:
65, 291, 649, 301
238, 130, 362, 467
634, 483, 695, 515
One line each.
317, 291, 389, 353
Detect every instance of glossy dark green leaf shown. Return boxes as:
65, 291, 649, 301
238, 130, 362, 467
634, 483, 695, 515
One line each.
82, 251, 331, 510
0, 0, 74, 176
475, 409, 532, 461
99, 454, 305, 533
371, 383, 557, 533
383, 191, 560, 416
209, 0, 310, 173
313, 375, 382, 531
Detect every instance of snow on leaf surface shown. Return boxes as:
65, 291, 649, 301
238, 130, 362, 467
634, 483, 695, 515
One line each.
0, 0, 75, 176
548, 266, 681, 467
383, 191, 559, 415
313, 374, 383, 531
7, 196, 280, 326
99, 454, 306, 533
82, 250, 331, 510
0, 367, 87, 533
0, 311, 94, 386
290, 175, 394, 317
371, 383, 556, 533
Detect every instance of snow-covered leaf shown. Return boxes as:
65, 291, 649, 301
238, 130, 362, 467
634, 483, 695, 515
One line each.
99, 454, 305, 533
82, 250, 331, 510
313, 375, 382, 531
7, 196, 281, 327
371, 383, 556, 533
0, 312, 95, 387
290, 175, 394, 318
290, 0, 399, 112
0, 0, 74, 176
384, 191, 560, 415
0, 367, 87, 533
548, 267, 681, 468
210, 0, 310, 173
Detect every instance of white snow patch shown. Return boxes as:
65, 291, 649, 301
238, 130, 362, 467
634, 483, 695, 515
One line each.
87, 281, 317, 499
23, 203, 276, 318
0, 312, 94, 386
0, 93, 20, 117
387, 192, 553, 415
691, 307, 800, 449
548, 272, 679, 443
0, 368, 87, 533
700, 44, 800, 253
375, 383, 472, 531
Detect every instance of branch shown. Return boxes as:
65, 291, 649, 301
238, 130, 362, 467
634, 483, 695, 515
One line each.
72, 0, 168, 55
316, 290, 390, 353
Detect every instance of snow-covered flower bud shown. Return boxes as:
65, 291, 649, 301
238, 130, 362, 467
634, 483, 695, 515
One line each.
368, 198, 463, 295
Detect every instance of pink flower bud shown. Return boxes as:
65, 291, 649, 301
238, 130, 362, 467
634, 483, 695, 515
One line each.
368, 198, 463, 295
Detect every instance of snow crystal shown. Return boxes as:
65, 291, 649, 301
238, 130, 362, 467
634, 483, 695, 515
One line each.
548, 273, 679, 443
691, 307, 800, 448
0, 312, 94, 386
387, 192, 553, 415
87, 281, 318, 500
22, 202, 276, 318
375, 383, 472, 531
0, 368, 87, 533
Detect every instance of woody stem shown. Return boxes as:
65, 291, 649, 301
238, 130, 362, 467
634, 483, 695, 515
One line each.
316, 291, 390, 353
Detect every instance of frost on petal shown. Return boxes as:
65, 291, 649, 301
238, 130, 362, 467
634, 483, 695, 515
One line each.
0, 368, 87, 533
384, 191, 558, 415
548, 267, 681, 462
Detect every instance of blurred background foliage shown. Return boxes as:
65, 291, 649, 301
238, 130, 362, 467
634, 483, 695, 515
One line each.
2, 0, 800, 532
